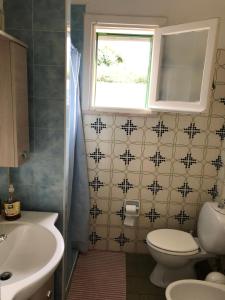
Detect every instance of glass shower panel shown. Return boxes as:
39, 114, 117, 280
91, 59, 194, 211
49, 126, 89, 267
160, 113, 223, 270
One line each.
157, 30, 208, 102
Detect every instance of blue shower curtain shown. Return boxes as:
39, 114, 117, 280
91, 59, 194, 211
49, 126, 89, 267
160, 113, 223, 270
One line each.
69, 45, 90, 253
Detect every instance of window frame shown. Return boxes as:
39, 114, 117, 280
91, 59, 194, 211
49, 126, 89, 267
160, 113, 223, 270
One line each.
82, 14, 167, 114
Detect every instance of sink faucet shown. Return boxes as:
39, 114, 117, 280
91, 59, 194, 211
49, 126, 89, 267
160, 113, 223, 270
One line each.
0, 234, 7, 242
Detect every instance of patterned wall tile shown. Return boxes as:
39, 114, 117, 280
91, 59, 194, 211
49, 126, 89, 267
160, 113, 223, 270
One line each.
212, 99, 225, 116
89, 225, 108, 249
176, 131, 191, 146
113, 117, 144, 143
214, 84, 225, 102
87, 141, 112, 170
93, 198, 109, 212
210, 117, 225, 132
144, 129, 159, 144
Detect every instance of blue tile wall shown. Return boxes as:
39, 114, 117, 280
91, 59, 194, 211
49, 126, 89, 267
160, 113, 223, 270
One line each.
33, 0, 65, 31
34, 31, 65, 66
71, 5, 85, 53
3, 0, 65, 299
4, 0, 32, 30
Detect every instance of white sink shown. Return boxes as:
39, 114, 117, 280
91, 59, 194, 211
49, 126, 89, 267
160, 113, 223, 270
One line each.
0, 211, 64, 300
166, 279, 225, 300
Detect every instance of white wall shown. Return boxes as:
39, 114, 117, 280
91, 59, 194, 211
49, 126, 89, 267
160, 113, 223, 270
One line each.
71, 0, 225, 48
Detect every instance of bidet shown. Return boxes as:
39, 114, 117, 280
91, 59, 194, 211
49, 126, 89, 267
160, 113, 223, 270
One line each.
166, 279, 225, 300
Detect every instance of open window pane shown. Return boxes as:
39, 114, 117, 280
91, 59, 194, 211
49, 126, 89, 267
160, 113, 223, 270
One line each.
149, 19, 218, 113
94, 33, 153, 109
158, 30, 208, 102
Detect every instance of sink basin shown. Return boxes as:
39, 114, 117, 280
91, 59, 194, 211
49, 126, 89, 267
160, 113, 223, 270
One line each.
0, 211, 64, 300
166, 279, 225, 300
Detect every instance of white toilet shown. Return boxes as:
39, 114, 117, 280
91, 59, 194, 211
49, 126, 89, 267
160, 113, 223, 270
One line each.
146, 202, 225, 288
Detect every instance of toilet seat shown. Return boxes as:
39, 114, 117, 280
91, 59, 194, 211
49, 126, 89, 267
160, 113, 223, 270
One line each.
146, 229, 200, 256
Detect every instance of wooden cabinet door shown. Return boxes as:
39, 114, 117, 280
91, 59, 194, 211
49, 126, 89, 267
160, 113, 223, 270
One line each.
10, 41, 29, 166
29, 277, 54, 300
0, 38, 15, 167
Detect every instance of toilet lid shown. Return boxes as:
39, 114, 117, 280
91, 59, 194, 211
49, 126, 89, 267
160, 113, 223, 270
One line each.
147, 229, 199, 253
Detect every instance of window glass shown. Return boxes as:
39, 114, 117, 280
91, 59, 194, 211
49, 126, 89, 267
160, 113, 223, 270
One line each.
158, 30, 208, 102
94, 33, 153, 109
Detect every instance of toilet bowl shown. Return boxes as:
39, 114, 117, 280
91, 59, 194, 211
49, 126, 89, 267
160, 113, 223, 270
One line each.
146, 202, 225, 288
146, 229, 210, 287
165, 279, 225, 300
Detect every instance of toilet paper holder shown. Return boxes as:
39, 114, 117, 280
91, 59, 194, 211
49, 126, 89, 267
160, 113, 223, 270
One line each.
124, 199, 140, 217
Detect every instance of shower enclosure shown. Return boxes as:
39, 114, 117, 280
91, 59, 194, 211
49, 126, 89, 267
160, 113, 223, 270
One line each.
63, 2, 90, 295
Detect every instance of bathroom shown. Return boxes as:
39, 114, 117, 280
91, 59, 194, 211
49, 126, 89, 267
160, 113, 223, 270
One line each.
0, 0, 225, 299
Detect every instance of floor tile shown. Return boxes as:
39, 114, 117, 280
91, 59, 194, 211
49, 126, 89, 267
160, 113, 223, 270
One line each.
126, 253, 166, 300
127, 294, 140, 300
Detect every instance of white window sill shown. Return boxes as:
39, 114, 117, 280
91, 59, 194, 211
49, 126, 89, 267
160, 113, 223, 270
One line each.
82, 107, 158, 116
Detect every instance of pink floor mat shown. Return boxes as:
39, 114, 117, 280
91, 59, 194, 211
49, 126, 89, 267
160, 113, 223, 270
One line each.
67, 250, 126, 300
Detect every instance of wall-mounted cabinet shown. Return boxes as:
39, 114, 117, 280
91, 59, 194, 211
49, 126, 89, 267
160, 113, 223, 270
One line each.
0, 31, 29, 167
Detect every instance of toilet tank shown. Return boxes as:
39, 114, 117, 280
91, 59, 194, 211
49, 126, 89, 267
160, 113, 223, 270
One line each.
197, 202, 225, 254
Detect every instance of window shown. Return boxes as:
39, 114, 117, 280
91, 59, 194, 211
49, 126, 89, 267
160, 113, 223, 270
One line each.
95, 29, 153, 109
82, 15, 218, 113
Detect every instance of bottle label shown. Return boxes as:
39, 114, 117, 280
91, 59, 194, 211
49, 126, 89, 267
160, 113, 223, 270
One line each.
4, 201, 20, 217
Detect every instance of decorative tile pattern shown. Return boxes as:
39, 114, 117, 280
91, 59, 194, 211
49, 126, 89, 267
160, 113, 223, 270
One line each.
220, 97, 225, 105
152, 121, 168, 137
208, 184, 218, 200
145, 208, 160, 222
120, 149, 135, 165
177, 182, 193, 198
121, 120, 137, 135
118, 179, 133, 193
216, 125, 225, 141
89, 148, 105, 163
211, 155, 223, 171
174, 210, 190, 224
114, 233, 130, 246
116, 206, 126, 221
89, 177, 104, 192
89, 232, 102, 245
90, 204, 102, 219
149, 151, 165, 167
180, 153, 197, 169
184, 123, 200, 139
147, 180, 163, 195
91, 118, 106, 134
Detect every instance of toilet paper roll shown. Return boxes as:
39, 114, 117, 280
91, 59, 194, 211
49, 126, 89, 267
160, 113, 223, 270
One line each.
126, 204, 137, 215
124, 216, 136, 226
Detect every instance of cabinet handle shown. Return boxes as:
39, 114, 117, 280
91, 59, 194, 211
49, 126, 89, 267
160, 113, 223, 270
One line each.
21, 151, 29, 160
46, 290, 52, 298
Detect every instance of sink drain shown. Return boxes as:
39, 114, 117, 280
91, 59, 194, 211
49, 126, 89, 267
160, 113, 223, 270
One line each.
0, 272, 12, 281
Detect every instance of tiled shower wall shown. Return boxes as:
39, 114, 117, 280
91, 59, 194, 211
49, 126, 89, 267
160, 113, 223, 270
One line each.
71, 6, 225, 253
